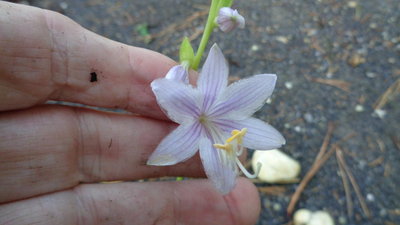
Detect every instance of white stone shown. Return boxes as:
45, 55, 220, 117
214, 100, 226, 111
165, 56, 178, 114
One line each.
373, 109, 386, 119
252, 149, 301, 183
294, 209, 312, 225
355, 104, 364, 112
308, 211, 335, 225
347, 1, 357, 8
251, 44, 260, 51
276, 36, 289, 44
285, 81, 293, 89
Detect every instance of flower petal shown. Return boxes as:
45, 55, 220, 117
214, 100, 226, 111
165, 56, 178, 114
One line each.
214, 117, 286, 150
209, 74, 277, 120
151, 78, 202, 124
165, 65, 189, 84
199, 137, 237, 195
147, 122, 203, 166
197, 44, 229, 111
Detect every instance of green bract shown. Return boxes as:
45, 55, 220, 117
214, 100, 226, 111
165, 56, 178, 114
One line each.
179, 37, 195, 68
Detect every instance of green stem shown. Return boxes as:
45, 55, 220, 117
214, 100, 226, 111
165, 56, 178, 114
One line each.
192, 0, 220, 70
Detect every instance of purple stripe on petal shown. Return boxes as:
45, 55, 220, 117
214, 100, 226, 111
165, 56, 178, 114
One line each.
151, 78, 202, 124
147, 122, 203, 166
208, 74, 277, 120
213, 117, 285, 150
199, 137, 236, 195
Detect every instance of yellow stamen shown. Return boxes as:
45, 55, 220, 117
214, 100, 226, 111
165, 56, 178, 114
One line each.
226, 128, 247, 144
213, 143, 233, 153
213, 128, 247, 153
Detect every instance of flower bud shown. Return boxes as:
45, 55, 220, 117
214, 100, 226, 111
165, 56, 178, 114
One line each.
216, 7, 245, 33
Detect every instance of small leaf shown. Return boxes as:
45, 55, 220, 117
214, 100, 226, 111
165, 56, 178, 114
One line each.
179, 37, 195, 66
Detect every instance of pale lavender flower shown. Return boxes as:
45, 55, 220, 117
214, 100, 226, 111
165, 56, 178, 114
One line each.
216, 7, 245, 33
148, 44, 285, 194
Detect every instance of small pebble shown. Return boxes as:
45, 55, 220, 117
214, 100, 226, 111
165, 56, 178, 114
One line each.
388, 57, 396, 63
251, 44, 260, 51
266, 98, 272, 104
347, 1, 357, 8
338, 216, 346, 224
294, 209, 312, 225
59, 2, 68, 10
373, 109, 386, 119
272, 203, 282, 211
366, 72, 376, 78
304, 113, 314, 123
285, 81, 293, 89
348, 54, 366, 67
366, 193, 375, 202
276, 36, 289, 44
355, 104, 364, 112
294, 126, 302, 133
369, 23, 378, 29
379, 208, 387, 216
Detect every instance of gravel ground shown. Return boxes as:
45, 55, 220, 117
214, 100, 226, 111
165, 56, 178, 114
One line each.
10, 0, 400, 224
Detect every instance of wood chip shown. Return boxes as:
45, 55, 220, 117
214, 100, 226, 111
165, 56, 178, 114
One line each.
305, 75, 351, 92
368, 156, 384, 167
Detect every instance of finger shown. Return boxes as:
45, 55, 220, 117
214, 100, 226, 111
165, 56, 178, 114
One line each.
0, 105, 203, 203
0, 2, 175, 118
0, 178, 260, 225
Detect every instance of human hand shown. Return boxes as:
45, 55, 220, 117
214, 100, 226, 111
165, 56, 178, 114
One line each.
0, 2, 260, 225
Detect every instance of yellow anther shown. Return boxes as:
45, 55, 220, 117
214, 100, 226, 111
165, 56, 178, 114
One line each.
213, 128, 247, 154
213, 143, 233, 153
227, 128, 247, 144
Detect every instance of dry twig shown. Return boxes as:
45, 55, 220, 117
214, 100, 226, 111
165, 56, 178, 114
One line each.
336, 148, 371, 218
287, 126, 356, 215
257, 186, 287, 195
336, 148, 353, 217
374, 78, 400, 110
287, 123, 336, 215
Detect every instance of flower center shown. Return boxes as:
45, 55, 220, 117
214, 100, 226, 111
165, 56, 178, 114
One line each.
198, 115, 208, 124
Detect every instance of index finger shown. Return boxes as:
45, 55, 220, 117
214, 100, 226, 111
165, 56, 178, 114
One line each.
0, 1, 175, 118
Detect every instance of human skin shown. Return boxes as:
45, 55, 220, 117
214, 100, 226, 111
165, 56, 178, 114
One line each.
0, 1, 260, 225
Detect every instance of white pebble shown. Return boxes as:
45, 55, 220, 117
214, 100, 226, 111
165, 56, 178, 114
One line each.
347, 1, 357, 8
251, 44, 260, 51
285, 81, 293, 89
366, 193, 375, 202
373, 109, 386, 119
276, 36, 289, 44
294, 126, 302, 133
366, 72, 376, 78
59, 2, 68, 10
252, 149, 301, 183
294, 209, 312, 225
308, 211, 335, 225
355, 104, 364, 112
